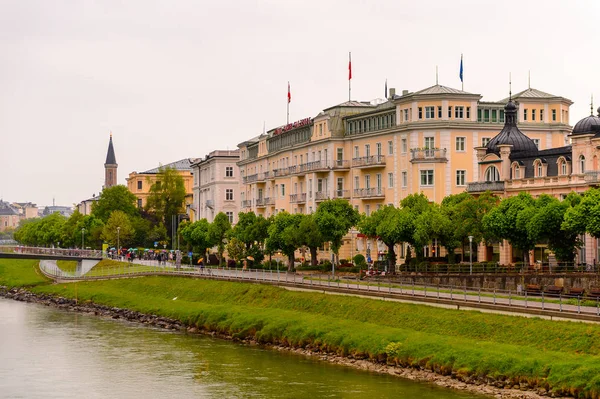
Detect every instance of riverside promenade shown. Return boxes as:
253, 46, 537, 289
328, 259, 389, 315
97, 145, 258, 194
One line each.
38, 258, 600, 324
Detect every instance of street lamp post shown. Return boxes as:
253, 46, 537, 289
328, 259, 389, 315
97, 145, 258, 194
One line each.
117, 227, 121, 259
81, 227, 86, 250
468, 235, 473, 275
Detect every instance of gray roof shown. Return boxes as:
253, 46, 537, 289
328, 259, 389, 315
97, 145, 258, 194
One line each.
412, 84, 475, 96
499, 88, 560, 103
142, 158, 192, 174
0, 207, 18, 216
105, 135, 117, 165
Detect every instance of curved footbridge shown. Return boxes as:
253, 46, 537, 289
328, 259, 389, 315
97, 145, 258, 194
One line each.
1, 246, 102, 277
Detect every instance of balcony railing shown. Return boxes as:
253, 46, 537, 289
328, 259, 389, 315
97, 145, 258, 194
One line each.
289, 193, 307, 203
264, 171, 273, 180
333, 189, 350, 199
243, 174, 258, 184
466, 181, 505, 193
315, 191, 329, 201
352, 155, 386, 168
241, 200, 252, 208
410, 148, 448, 163
299, 160, 329, 173
585, 171, 600, 183
256, 197, 274, 207
331, 159, 350, 169
353, 187, 385, 198
274, 168, 290, 177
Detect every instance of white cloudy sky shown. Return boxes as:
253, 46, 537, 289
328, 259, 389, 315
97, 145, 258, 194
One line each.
1, 0, 598, 207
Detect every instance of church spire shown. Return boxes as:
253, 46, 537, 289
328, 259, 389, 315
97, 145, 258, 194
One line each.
104, 133, 118, 189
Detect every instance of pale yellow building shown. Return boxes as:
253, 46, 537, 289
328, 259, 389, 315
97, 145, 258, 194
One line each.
237, 85, 573, 265
126, 159, 195, 213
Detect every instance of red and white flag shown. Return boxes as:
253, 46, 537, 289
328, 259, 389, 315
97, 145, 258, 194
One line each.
287, 81, 291, 103
348, 52, 352, 80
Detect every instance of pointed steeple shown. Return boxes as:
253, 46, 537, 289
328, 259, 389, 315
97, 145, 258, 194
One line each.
105, 133, 117, 165
104, 133, 118, 189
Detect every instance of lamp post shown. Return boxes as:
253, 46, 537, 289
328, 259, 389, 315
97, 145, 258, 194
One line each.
81, 227, 86, 250
468, 235, 473, 275
117, 227, 120, 259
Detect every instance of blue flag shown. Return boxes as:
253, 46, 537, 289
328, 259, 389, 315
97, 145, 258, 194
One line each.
459, 54, 463, 83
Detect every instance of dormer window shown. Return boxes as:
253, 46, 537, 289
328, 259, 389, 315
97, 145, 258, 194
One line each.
557, 157, 569, 176
485, 166, 500, 182
534, 160, 543, 177
511, 162, 521, 179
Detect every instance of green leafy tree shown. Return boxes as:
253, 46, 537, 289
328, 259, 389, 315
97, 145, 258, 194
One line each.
295, 214, 324, 266
144, 166, 187, 243
414, 203, 457, 260
225, 237, 246, 265
483, 192, 536, 264
396, 193, 433, 260
180, 219, 214, 263
91, 185, 139, 223
79, 214, 105, 249
101, 210, 135, 248
209, 212, 232, 266
14, 214, 66, 247
563, 188, 600, 238
230, 212, 270, 251
358, 205, 404, 270
265, 212, 302, 270
314, 199, 359, 264
61, 209, 85, 248
528, 194, 580, 262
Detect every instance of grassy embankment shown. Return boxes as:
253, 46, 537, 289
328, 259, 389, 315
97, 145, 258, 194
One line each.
2, 258, 600, 398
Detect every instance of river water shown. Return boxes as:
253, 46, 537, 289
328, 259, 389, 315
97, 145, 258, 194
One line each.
0, 298, 483, 398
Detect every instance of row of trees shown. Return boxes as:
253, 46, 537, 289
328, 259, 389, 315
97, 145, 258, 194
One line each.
15, 166, 186, 249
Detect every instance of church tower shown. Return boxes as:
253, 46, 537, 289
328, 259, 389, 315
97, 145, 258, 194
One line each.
104, 133, 118, 189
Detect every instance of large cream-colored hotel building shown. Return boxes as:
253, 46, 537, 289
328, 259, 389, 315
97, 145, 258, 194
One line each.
236, 84, 573, 262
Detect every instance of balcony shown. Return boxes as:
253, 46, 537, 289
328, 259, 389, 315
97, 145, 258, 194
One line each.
333, 189, 350, 199
264, 171, 273, 180
352, 155, 386, 169
274, 167, 290, 177
331, 159, 350, 170
466, 181, 505, 193
243, 174, 258, 184
353, 187, 385, 198
585, 171, 600, 183
289, 193, 307, 203
410, 148, 448, 163
315, 191, 329, 201
241, 200, 252, 208
299, 160, 329, 173
256, 197, 274, 207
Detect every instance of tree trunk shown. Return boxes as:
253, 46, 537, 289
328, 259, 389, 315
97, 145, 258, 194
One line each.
310, 246, 318, 266
288, 254, 295, 271
386, 243, 396, 272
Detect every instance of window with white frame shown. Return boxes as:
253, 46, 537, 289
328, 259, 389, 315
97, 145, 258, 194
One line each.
365, 144, 371, 157
226, 212, 234, 223
425, 106, 435, 119
388, 172, 394, 188
454, 106, 464, 119
225, 166, 234, 177
484, 166, 500, 182
365, 175, 371, 189
559, 158, 568, 175
388, 140, 393, 155
514, 164, 521, 179
365, 204, 371, 216
354, 175, 359, 189
533, 139, 540, 149
226, 189, 234, 201
354, 146, 359, 158
455, 137, 466, 151
401, 138, 407, 153
402, 171, 407, 187
552, 109, 557, 121
420, 170, 434, 186
482, 137, 491, 147
403, 109, 409, 121
281, 184, 285, 197
437, 106, 442, 118
376, 142, 382, 156
580, 155, 586, 173
456, 170, 466, 186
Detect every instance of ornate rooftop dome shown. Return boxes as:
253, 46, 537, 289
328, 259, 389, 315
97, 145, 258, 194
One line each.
486, 99, 538, 154
571, 108, 600, 135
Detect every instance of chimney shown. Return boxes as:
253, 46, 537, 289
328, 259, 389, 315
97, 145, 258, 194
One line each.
402, 89, 409, 96
389, 88, 396, 97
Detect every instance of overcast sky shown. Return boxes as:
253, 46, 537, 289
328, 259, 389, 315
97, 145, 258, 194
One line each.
1, 0, 598, 207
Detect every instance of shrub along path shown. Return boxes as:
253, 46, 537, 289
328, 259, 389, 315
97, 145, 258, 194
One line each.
1, 258, 599, 398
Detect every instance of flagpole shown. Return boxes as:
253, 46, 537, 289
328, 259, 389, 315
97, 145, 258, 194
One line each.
348, 52, 352, 101
461, 54, 464, 91
287, 81, 290, 125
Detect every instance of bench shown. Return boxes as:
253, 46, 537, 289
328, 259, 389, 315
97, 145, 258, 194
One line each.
525, 284, 542, 295
588, 288, 600, 298
544, 286, 563, 296
568, 287, 585, 297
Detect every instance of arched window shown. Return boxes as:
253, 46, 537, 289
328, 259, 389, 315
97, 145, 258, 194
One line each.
485, 166, 500, 182
580, 155, 586, 173
511, 162, 521, 179
534, 160, 543, 177
557, 157, 568, 176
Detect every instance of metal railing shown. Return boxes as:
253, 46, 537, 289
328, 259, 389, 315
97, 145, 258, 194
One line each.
37, 261, 600, 321
466, 181, 505, 193
410, 148, 447, 162
289, 193, 307, 203
352, 155, 386, 168
353, 187, 384, 198
1, 246, 103, 259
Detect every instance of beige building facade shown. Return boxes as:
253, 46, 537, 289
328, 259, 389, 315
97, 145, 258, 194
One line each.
237, 84, 573, 264
191, 150, 241, 224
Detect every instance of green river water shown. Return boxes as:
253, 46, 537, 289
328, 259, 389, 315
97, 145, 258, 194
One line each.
0, 298, 485, 398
